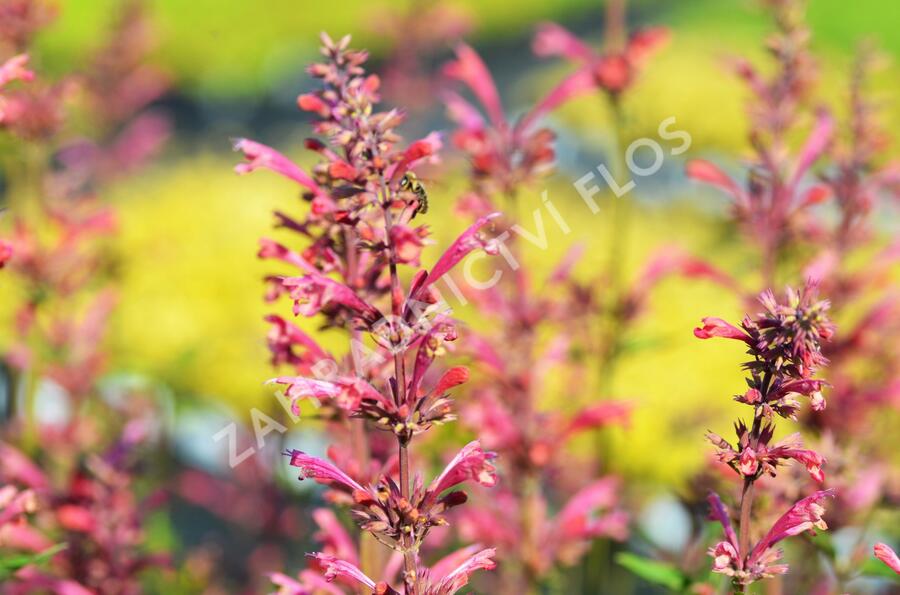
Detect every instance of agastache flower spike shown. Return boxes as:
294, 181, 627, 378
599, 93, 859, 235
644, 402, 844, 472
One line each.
697, 283, 834, 591
240, 33, 499, 593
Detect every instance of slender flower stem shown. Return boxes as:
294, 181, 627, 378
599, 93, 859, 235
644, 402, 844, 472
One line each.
739, 478, 755, 562
378, 171, 417, 594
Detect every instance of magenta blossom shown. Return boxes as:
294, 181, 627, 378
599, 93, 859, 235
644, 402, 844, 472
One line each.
532, 21, 668, 97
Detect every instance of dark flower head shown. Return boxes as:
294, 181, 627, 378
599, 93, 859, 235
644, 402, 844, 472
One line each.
745, 283, 834, 379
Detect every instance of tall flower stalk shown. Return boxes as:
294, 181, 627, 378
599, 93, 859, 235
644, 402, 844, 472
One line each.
684, 1, 899, 589
235, 33, 500, 594
695, 283, 834, 592
442, 40, 637, 594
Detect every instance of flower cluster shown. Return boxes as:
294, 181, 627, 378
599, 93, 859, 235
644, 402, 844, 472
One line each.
532, 16, 668, 99
443, 42, 584, 198
696, 284, 834, 589
235, 33, 500, 593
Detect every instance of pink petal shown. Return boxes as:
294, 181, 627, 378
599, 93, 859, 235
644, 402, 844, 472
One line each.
282, 273, 381, 323
312, 508, 358, 566
309, 553, 378, 589
686, 160, 746, 205
284, 451, 367, 494
626, 27, 670, 65
790, 110, 833, 190
750, 490, 833, 563
435, 548, 497, 594
0, 239, 13, 268
415, 213, 500, 298
694, 317, 749, 341
443, 91, 485, 132
388, 133, 442, 185
556, 477, 626, 541
707, 491, 740, 554
874, 543, 900, 575
233, 138, 328, 200
532, 23, 596, 62
258, 238, 317, 273
566, 401, 632, 435
444, 44, 505, 128
428, 441, 498, 497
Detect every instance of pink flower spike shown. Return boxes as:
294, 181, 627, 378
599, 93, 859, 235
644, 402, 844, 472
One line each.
444, 44, 506, 128
874, 543, 900, 575
532, 22, 596, 62
284, 451, 367, 494
443, 91, 485, 132
694, 317, 749, 341
428, 441, 498, 498
0, 54, 34, 87
233, 138, 328, 200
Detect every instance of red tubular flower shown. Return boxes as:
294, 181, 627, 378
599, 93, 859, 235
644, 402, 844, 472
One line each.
427, 547, 496, 595
310, 553, 389, 592
282, 273, 382, 324
285, 450, 368, 497
748, 491, 832, 562
693, 317, 749, 341
233, 138, 330, 203
427, 441, 498, 498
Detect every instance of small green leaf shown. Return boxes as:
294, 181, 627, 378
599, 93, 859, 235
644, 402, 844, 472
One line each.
0, 543, 68, 579
859, 556, 900, 582
615, 552, 690, 590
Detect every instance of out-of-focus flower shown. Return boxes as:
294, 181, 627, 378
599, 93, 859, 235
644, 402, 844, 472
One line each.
532, 21, 668, 97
